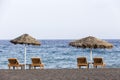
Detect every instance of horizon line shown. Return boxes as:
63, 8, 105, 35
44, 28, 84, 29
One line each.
0, 38, 120, 40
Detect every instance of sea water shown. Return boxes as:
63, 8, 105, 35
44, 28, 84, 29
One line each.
0, 39, 120, 69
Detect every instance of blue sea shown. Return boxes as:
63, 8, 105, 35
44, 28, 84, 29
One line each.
0, 39, 120, 69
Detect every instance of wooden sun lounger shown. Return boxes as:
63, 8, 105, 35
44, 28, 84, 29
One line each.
31, 57, 44, 69
8, 58, 24, 70
93, 57, 106, 68
77, 57, 89, 69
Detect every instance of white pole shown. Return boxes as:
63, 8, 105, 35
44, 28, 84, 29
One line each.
24, 44, 26, 70
90, 48, 93, 62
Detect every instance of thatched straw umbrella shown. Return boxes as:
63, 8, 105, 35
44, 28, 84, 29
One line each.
69, 36, 113, 62
10, 34, 40, 69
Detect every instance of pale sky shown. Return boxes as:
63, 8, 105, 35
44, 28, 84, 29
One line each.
0, 0, 120, 39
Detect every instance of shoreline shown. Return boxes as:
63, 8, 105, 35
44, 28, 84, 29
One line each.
0, 68, 120, 80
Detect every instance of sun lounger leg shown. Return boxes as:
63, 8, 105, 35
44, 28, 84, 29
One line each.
13, 66, 15, 70
40, 67, 44, 69
8, 66, 10, 69
34, 66, 36, 69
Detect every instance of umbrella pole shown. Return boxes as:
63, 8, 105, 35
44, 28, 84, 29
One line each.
24, 44, 26, 70
90, 48, 92, 62
90, 48, 93, 68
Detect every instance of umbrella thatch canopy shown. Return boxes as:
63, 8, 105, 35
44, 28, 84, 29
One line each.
69, 36, 113, 49
10, 34, 40, 69
10, 34, 40, 45
69, 36, 113, 62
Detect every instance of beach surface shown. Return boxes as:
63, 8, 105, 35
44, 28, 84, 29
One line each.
0, 68, 120, 80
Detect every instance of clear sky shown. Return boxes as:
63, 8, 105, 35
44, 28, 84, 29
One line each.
0, 0, 120, 39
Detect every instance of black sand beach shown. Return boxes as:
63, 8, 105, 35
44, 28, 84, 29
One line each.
0, 68, 120, 80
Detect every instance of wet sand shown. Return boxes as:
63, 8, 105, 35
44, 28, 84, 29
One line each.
0, 68, 120, 80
